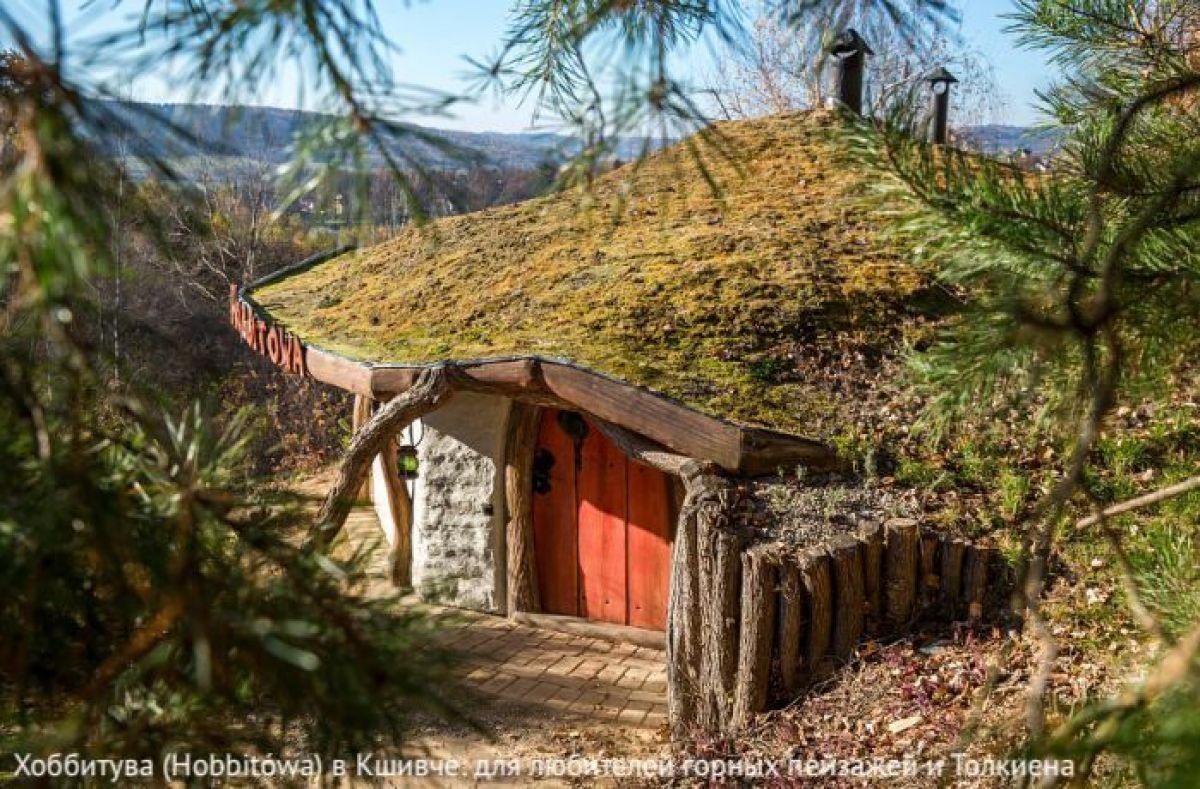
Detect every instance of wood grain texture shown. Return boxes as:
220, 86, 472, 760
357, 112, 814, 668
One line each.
884, 518, 920, 627
532, 409, 580, 617
576, 426, 628, 625
940, 538, 966, 619
627, 460, 673, 630
379, 436, 414, 588
695, 476, 742, 733
801, 547, 833, 680
733, 547, 777, 729
666, 495, 701, 736
777, 561, 806, 695
828, 536, 866, 662
860, 521, 885, 630
504, 402, 542, 615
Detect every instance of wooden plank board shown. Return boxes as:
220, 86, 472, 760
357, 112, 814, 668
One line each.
365, 357, 839, 475
539, 363, 745, 471
576, 422, 628, 625
626, 459, 672, 630
532, 410, 580, 617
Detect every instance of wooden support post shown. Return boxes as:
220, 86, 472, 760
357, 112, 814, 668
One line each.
828, 536, 866, 662
884, 518, 920, 627
351, 395, 373, 500
695, 474, 742, 734
379, 436, 414, 588
733, 547, 777, 729
504, 402, 541, 615
777, 560, 806, 696
940, 538, 966, 619
919, 532, 940, 613
801, 547, 833, 680
860, 521, 884, 630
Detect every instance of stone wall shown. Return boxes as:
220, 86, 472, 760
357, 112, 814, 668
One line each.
404, 392, 510, 613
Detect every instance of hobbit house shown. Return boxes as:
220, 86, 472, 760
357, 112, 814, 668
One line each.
229, 110, 1009, 735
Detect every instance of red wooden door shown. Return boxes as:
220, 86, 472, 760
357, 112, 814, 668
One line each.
531, 410, 673, 631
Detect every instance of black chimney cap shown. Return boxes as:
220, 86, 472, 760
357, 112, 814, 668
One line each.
829, 28, 874, 58
926, 66, 959, 84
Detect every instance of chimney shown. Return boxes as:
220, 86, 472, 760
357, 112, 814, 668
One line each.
927, 66, 959, 145
827, 29, 873, 116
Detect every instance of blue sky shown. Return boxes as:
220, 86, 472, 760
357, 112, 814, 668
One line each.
12, 0, 1055, 131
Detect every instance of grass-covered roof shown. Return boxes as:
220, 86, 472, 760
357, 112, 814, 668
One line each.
254, 111, 942, 437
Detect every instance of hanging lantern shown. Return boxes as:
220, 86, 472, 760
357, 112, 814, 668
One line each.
396, 444, 420, 480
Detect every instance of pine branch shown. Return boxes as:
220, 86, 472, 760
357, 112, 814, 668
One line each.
1077, 475, 1200, 527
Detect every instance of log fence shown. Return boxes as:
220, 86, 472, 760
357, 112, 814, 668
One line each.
670, 513, 1008, 735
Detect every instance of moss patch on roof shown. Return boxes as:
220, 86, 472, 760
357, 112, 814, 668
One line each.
254, 111, 943, 437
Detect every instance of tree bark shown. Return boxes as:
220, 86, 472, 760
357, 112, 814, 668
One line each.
733, 547, 776, 729
351, 395, 374, 499
666, 491, 701, 737
693, 471, 741, 733
860, 521, 885, 631
504, 402, 541, 615
801, 547, 833, 680
919, 532, 940, 612
313, 368, 452, 548
884, 518, 919, 627
940, 538, 966, 619
963, 546, 990, 622
828, 536, 865, 662
777, 561, 806, 695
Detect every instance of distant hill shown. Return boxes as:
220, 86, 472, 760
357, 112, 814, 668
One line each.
94, 101, 660, 174
956, 124, 1064, 157
94, 101, 1065, 179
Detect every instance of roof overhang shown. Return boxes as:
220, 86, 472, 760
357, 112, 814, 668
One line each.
230, 285, 840, 477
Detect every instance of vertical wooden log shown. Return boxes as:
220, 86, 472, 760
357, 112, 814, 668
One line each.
379, 436, 414, 588
860, 521, 885, 630
667, 478, 702, 737
800, 547, 833, 680
351, 395, 373, 500
884, 518, 920, 627
733, 547, 777, 729
919, 532, 940, 613
828, 536, 866, 662
962, 546, 990, 622
777, 560, 806, 696
504, 402, 541, 615
697, 502, 742, 733
940, 538, 966, 619
671, 467, 742, 735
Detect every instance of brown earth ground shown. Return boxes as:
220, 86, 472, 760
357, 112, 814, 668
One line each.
297, 469, 1126, 786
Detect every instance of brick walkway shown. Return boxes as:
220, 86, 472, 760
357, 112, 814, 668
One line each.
310, 472, 669, 736
429, 609, 668, 730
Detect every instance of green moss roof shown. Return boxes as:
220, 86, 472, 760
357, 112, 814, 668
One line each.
254, 111, 937, 436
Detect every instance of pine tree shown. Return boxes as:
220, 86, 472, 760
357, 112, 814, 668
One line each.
844, 1, 1199, 780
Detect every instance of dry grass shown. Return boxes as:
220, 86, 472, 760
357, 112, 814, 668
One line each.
255, 110, 943, 436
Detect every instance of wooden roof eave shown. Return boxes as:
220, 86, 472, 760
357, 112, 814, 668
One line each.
370, 356, 835, 476
238, 291, 838, 475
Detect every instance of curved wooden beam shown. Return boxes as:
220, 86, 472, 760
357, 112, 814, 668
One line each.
312, 367, 452, 549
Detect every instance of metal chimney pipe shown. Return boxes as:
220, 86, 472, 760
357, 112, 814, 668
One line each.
927, 66, 959, 145
828, 29, 873, 116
